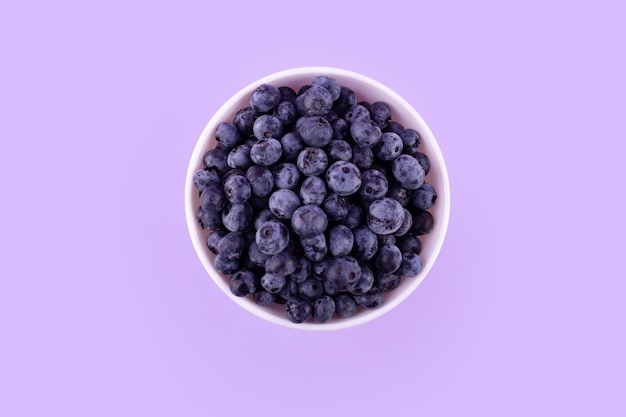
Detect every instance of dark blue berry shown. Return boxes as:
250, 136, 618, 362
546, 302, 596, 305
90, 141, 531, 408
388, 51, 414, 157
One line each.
233, 106, 257, 137
322, 193, 350, 221
334, 293, 358, 318
391, 154, 425, 190
396, 235, 422, 255
384, 121, 405, 136
370, 101, 392, 129
285, 297, 312, 323
272, 101, 297, 126
323, 256, 362, 295
199, 184, 226, 211
375, 272, 401, 292
247, 240, 270, 267
340, 205, 364, 229
359, 169, 389, 204
289, 256, 311, 284
373, 132, 403, 161
278, 86, 297, 103
332, 86, 358, 117
296, 147, 328, 177
264, 251, 297, 276
253, 208, 276, 230
254, 289, 276, 306
344, 104, 370, 123
215, 122, 241, 150
280, 132, 304, 160
350, 265, 375, 295
410, 210, 434, 235
253, 114, 283, 140
227, 143, 253, 169
352, 225, 379, 261
250, 137, 283, 167
206, 229, 227, 254
300, 233, 327, 262
326, 139, 353, 162
229, 269, 258, 296
331, 118, 349, 140
298, 278, 324, 300
223, 174, 251, 203
193, 168, 221, 192
328, 224, 354, 257
217, 231, 246, 259
414, 151, 430, 175
367, 197, 405, 235
196, 206, 222, 230
246, 165, 274, 197
203, 148, 229, 175
397, 252, 423, 277
214, 253, 240, 275
400, 129, 421, 155
295, 85, 333, 116
411, 182, 437, 210
296, 116, 334, 147
250, 84, 281, 113
393, 208, 413, 237
386, 183, 412, 207
312, 75, 341, 101
312, 295, 335, 323
375, 244, 403, 273
351, 146, 374, 170
255, 220, 290, 255
222, 202, 253, 232
261, 272, 286, 294
268, 189, 301, 220
325, 161, 362, 196
354, 287, 384, 309
350, 118, 382, 148
273, 162, 301, 189
299, 176, 327, 205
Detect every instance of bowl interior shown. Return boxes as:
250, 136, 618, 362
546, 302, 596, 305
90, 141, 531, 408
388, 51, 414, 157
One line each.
185, 67, 450, 330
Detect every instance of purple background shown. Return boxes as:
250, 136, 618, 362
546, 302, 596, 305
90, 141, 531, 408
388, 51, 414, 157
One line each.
2, 0, 625, 416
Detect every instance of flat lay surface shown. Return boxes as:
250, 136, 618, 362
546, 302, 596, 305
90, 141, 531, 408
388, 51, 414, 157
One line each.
1, 1, 625, 416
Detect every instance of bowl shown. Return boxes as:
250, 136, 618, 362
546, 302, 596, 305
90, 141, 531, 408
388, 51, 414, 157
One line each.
185, 66, 450, 330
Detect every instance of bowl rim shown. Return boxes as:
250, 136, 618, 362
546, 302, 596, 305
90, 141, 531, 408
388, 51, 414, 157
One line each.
185, 66, 451, 331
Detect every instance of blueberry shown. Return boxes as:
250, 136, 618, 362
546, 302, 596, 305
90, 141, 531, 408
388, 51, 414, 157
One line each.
250, 137, 283, 167
358, 169, 389, 204
296, 116, 334, 147
255, 220, 290, 255
322, 193, 350, 221
328, 224, 354, 257
273, 162, 301, 189
199, 184, 226, 211
250, 84, 281, 113
229, 269, 258, 296
289, 256, 311, 284
295, 85, 333, 116
254, 289, 276, 306
351, 146, 374, 170
268, 189, 301, 220
261, 272, 287, 294
414, 151, 430, 175
253, 114, 284, 140
354, 287, 384, 309
196, 206, 222, 230
373, 132, 403, 161
386, 183, 412, 207
410, 210, 434, 235
367, 198, 405, 235
300, 233, 327, 262
215, 122, 241, 150
370, 101, 392, 129
280, 132, 304, 160
297, 85, 311, 95
350, 265, 375, 295
378, 234, 396, 247
375, 272, 401, 292
299, 176, 327, 205
206, 229, 227, 254
333, 293, 358, 318
214, 253, 240, 275
312, 295, 336, 323
217, 231, 246, 260
278, 278, 300, 301
352, 225, 379, 261
298, 278, 324, 300
323, 256, 362, 295
331, 118, 349, 140
326, 139, 353, 162
391, 154, 425, 190
223, 174, 251, 203
350, 118, 382, 148
393, 208, 413, 237
312, 75, 341, 101
340, 205, 364, 229
192, 168, 221, 193
344, 104, 370, 123
325, 161, 362, 196
375, 244, 403, 273
400, 129, 421, 155
278, 86, 297, 103
411, 182, 437, 210
272, 101, 297, 126
247, 240, 270, 267
233, 106, 257, 137
222, 202, 253, 232
397, 252, 423, 277
396, 235, 422, 255
332, 86, 358, 116
296, 147, 328, 177
227, 143, 253, 169
203, 148, 229, 175
246, 165, 274, 197
285, 297, 312, 323
385, 121, 405, 136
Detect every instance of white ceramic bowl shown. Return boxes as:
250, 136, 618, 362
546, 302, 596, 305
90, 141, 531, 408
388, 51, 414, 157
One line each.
185, 66, 450, 331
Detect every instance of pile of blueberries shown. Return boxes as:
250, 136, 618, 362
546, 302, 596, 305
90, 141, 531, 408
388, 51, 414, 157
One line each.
192, 76, 437, 324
